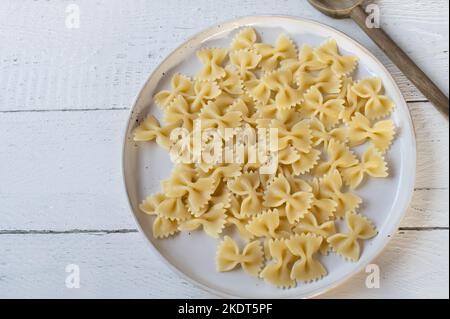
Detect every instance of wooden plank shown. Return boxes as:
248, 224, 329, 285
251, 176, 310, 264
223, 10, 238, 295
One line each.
0, 0, 448, 112
0, 230, 447, 298
0, 103, 448, 231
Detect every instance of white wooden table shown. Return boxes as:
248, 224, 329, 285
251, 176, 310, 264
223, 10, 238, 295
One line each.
0, 0, 448, 299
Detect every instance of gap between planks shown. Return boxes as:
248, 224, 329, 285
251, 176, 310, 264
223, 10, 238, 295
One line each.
0, 99, 434, 114
0, 227, 448, 236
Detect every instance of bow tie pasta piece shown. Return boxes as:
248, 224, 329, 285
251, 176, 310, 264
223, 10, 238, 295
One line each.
231, 27, 258, 51
139, 193, 166, 215
229, 49, 261, 81
313, 139, 358, 177
246, 209, 283, 239
281, 44, 327, 78
300, 86, 345, 129
178, 203, 227, 238
341, 147, 388, 189
140, 195, 180, 238
199, 99, 243, 137
196, 48, 228, 81
227, 171, 264, 217
162, 164, 216, 214
216, 236, 264, 276
154, 73, 195, 109
156, 196, 192, 221
294, 213, 336, 255
164, 95, 198, 131
218, 65, 244, 95
191, 80, 222, 111
287, 234, 327, 282
263, 174, 313, 224
348, 112, 395, 152
351, 78, 395, 120
314, 39, 358, 76
319, 169, 362, 219
296, 67, 342, 96
328, 211, 377, 261
153, 216, 179, 239
133, 115, 180, 150
260, 239, 297, 288
264, 69, 301, 109
310, 117, 348, 149
279, 146, 321, 176
271, 118, 312, 152
254, 34, 297, 71
309, 178, 338, 223
244, 74, 272, 105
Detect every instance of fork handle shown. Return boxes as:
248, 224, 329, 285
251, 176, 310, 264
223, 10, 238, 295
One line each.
350, 5, 449, 119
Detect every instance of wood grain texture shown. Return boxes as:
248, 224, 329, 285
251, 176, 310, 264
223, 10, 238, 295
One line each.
0, 230, 447, 298
0, 102, 447, 231
0, 0, 448, 113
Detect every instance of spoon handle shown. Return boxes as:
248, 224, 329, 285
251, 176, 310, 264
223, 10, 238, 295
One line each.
350, 5, 449, 118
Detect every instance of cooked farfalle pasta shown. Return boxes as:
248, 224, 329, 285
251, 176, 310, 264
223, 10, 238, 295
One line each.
216, 236, 264, 276
287, 233, 327, 282
264, 69, 301, 109
351, 77, 395, 120
294, 213, 336, 255
134, 27, 397, 289
315, 39, 358, 76
300, 86, 345, 128
154, 73, 195, 109
263, 174, 313, 224
260, 239, 297, 288
341, 146, 388, 189
328, 211, 377, 261
348, 112, 395, 152
254, 34, 297, 71
133, 115, 180, 150
228, 171, 264, 217
196, 48, 228, 81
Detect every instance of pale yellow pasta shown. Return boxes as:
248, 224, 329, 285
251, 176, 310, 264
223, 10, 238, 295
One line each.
315, 39, 358, 76
351, 77, 395, 120
341, 146, 388, 189
296, 67, 341, 95
286, 233, 327, 282
133, 27, 398, 289
230, 49, 261, 81
162, 164, 216, 214
218, 65, 244, 95
319, 169, 362, 219
328, 211, 377, 261
313, 139, 358, 177
294, 213, 336, 255
196, 48, 228, 81
228, 171, 264, 217
216, 236, 263, 276
178, 203, 226, 238
348, 112, 395, 152
231, 27, 257, 51
264, 69, 301, 109
254, 34, 297, 71
154, 73, 195, 109
260, 239, 297, 288
299, 86, 344, 129
133, 115, 180, 150
263, 174, 313, 224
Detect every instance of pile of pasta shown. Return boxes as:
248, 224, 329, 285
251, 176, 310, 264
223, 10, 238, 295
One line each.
134, 28, 396, 288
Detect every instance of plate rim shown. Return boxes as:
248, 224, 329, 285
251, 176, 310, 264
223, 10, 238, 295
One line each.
122, 14, 417, 299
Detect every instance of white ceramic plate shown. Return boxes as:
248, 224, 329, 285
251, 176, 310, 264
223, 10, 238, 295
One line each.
122, 16, 416, 298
